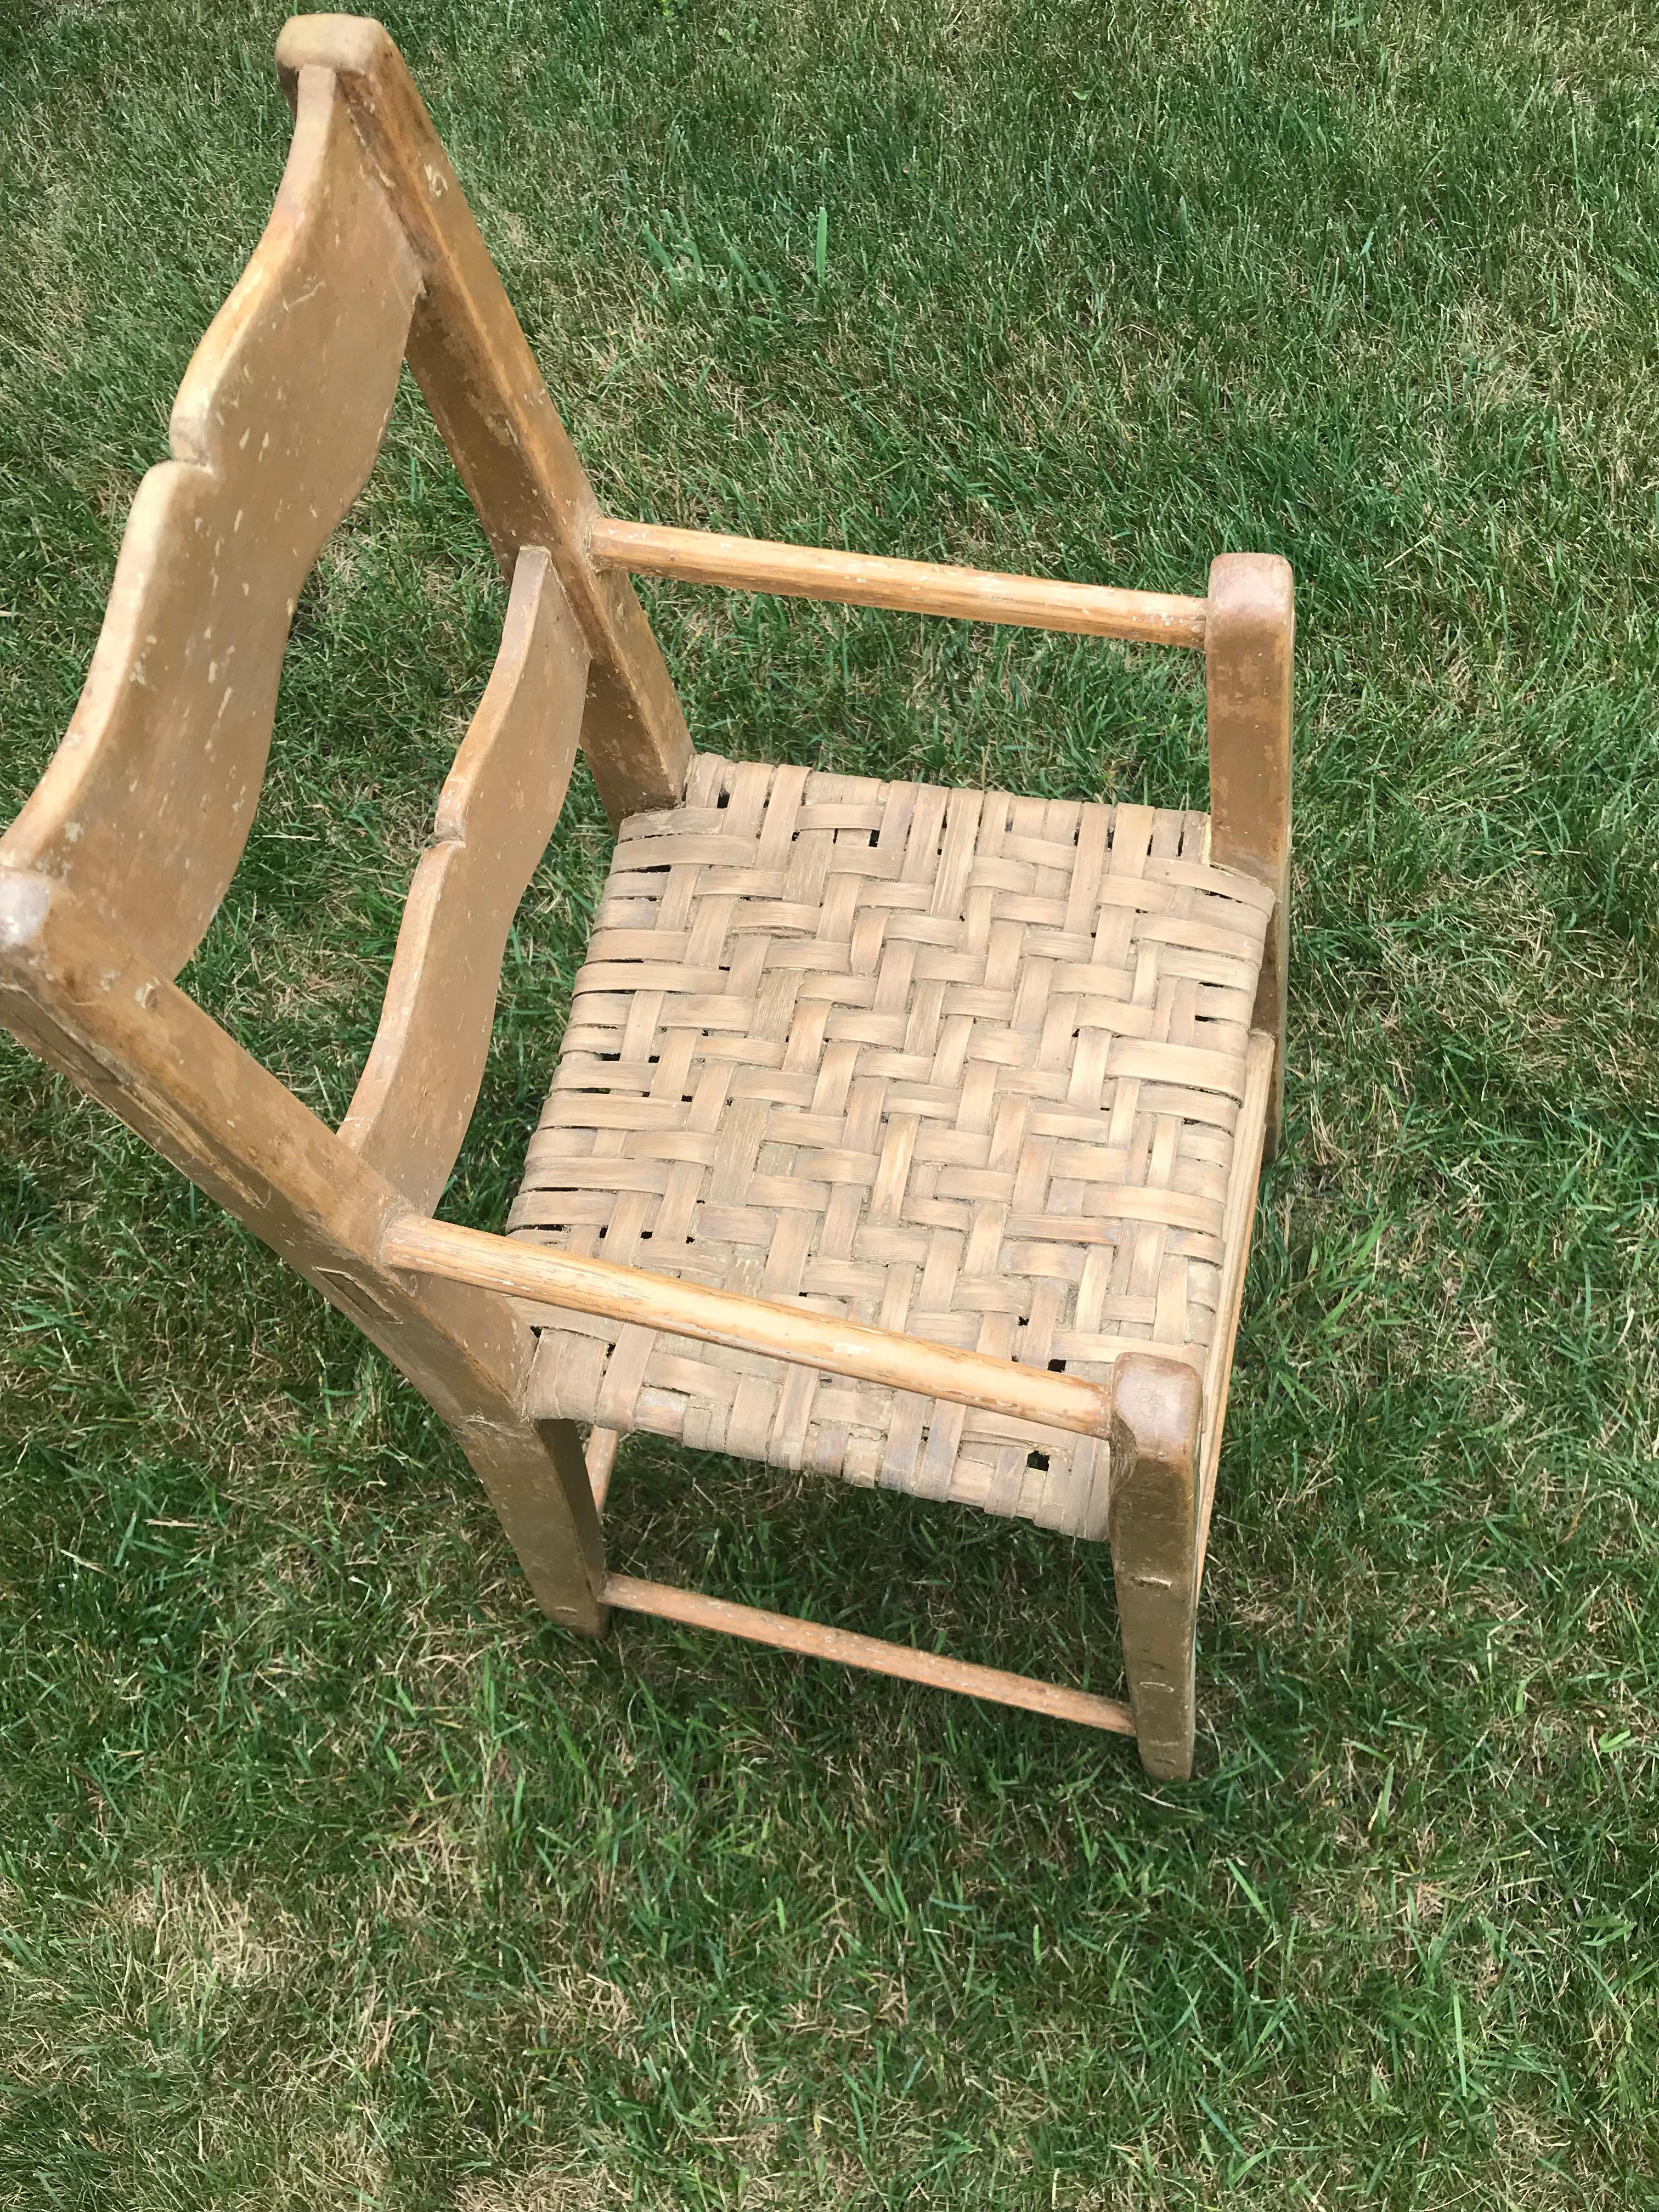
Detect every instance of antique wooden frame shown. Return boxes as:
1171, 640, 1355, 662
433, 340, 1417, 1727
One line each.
0, 15, 1291, 1780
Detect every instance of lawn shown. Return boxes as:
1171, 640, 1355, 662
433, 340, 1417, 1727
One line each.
1, 0, 1656, 2203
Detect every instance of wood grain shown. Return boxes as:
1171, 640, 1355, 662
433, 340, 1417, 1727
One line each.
0, 65, 419, 979
585, 1426, 621, 1512
590, 517, 1210, 648
275, 14, 692, 824
603, 1574, 1136, 1733
341, 547, 589, 1210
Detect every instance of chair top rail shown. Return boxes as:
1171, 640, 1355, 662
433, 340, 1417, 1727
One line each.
383, 1214, 1128, 1442
589, 517, 1209, 649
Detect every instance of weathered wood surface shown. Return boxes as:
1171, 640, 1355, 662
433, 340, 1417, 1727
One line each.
1206, 553, 1294, 1158
275, 13, 693, 823
0, 66, 419, 979
0, 868, 606, 1633
341, 547, 589, 1210
1108, 1353, 1204, 1780
589, 518, 1210, 647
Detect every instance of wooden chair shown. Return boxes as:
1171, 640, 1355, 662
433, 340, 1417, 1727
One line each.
0, 15, 1291, 1781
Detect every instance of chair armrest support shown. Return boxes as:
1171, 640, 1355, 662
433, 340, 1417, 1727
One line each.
1206, 553, 1294, 1157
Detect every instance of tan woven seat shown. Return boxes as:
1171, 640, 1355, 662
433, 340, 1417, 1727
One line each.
509, 752, 1274, 1540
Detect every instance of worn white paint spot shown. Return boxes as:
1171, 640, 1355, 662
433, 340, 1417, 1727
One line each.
0, 875, 52, 951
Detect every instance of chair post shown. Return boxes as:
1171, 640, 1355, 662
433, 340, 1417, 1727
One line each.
1109, 1354, 1203, 1781
1206, 554, 1294, 1160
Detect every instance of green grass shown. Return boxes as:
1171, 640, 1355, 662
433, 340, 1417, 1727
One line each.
2, 0, 1657, 2202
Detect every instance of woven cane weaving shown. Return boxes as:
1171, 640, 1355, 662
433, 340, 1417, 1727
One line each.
509, 753, 1273, 1539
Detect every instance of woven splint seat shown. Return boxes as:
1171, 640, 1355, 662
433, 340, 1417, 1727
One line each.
2, 19, 1293, 1778
509, 754, 1274, 1539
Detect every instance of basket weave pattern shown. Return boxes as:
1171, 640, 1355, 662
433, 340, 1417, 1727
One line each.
510, 753, 1272, 1537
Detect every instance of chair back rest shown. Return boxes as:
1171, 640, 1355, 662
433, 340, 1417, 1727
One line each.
0, 23, 693, 1206
3, 69, 419, 977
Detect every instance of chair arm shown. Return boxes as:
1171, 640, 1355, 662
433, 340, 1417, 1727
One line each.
381, 1214, 1148, 1444
588, 518, 1209, 650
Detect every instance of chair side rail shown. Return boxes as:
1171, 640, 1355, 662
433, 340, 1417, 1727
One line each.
603, 1573, 1137, 1734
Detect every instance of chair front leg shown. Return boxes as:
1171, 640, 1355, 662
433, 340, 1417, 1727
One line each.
1109, 1355, 1204, 1780
1206, 552, 1294, 1161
